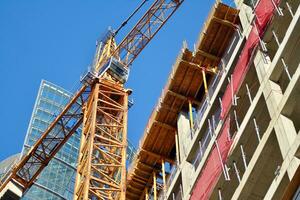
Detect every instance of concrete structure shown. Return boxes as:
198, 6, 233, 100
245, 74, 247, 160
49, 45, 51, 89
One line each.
167, 0, 300, 199
0, 154, 22, 200
126, 0, 300, 199
1, 0, 300, 199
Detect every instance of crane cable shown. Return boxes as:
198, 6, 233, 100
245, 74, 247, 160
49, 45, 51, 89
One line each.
113, 0, 149, 37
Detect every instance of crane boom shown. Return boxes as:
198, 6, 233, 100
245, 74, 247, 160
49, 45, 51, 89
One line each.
114, 0, 184, 67
0, 0, 185, 199
0, 85, 90, 191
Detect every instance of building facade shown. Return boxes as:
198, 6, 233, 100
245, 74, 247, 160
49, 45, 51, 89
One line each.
167, 0, 300, 198
125, 0, 300, 199
21, 80, 81, 200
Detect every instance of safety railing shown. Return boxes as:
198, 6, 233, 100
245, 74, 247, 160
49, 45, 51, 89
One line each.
189, 27, 243, 174
172, 188, 183, 200
192, 128, 211, 169
166, 163, 179, 190
192, 28, 242, 136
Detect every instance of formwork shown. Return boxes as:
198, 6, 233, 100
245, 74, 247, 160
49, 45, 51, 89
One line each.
125, 3, 240, 199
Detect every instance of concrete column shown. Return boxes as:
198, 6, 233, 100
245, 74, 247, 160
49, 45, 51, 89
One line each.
153, 172, 157, 200
253, 50, 271, 82
235, 2, 254, 31
253, 50, 294, 158
177, 112, 192, 160
0, 182, 22, 200
177, 112, 195, 197
276, 115, 297, 147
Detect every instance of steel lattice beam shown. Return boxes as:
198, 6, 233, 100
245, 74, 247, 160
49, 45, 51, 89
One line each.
114, 0, 184, 67
74, 79, 129, 200
0, 85, 90, 192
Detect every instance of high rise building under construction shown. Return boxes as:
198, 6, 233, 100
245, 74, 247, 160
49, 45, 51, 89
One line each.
125, 0, 300, 199
0, 0, 300, 199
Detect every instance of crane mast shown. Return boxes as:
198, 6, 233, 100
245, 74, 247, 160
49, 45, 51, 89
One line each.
0, 0, 184, 199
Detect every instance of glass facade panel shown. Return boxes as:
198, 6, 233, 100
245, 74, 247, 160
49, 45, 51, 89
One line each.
21, 80, 80, 200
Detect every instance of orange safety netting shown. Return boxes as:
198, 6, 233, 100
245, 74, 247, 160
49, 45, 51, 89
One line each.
190, 118, 231, 200
220, 0, 281, 119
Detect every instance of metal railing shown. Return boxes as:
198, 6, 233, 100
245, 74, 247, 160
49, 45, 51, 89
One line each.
192, 128, 211, 169
190, 28, 243, 167
166, 164, 179, 189
192, 28, 242, 130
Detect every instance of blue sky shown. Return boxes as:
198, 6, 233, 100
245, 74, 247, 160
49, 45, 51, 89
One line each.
0, 0, 234, 161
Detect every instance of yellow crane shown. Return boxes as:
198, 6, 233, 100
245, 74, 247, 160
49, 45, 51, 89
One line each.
0, 0, 184, 199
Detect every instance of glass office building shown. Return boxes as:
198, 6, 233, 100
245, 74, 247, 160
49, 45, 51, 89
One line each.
21, 80, 80, 200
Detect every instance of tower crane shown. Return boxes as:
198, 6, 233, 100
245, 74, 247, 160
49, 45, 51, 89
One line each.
0, 0, 184, 199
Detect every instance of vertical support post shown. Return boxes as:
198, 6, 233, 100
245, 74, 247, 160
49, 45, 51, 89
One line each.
162, 159, 166, 194
188, 99, 194, 136
74, 84, 99, 200
74, 103, 87, 199
225, 164, 231, 181
240, 144, 247, 170
233, 161, 241, 183
253, 22, 268, 52
199, 141, 203, 158
271, 0, 284, 16
221, 58, 226, 72
286, 2, 294, 17
246, 84, 253, 103
212, 115, 216, 131
145, 187, 149, 200
228, 76, 235, 106
219, 97, 223, 116
120, 90, 129, 200
215, 140, 229, 181
234, 110, 239, 130
180, 184, 183, 198
175, 131, 180, 164
208, 119, 213, 138
153, 172, 157, 200
272, 30, 280, 47
227, 129, 232, 141
237, 25, 242, 38
202, 70, 209, 99
218, 188, 223, 200
253, 118, 261, 142
281, 58, 292, 80
75, 82, 128, 200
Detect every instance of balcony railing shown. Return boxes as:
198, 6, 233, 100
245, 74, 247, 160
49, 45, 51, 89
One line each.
189, 28, 243, 173
192, 28, 242, 136
166, 164, 179, 189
